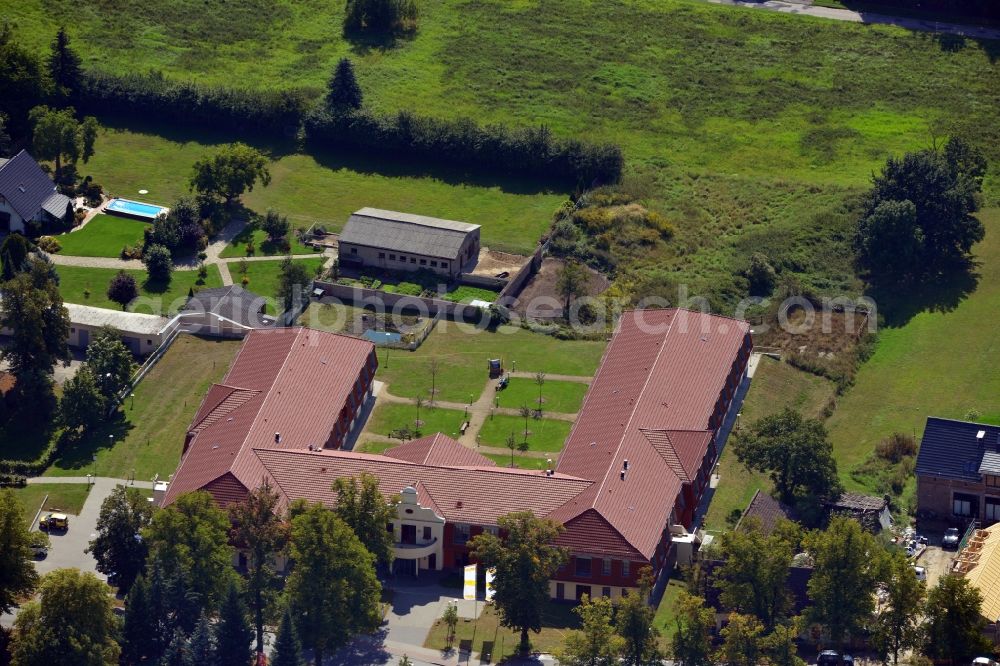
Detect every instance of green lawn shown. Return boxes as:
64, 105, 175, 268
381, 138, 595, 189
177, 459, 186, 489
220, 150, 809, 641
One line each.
365, 403, 467, 440
354, 439, 396, 455
441, 285, 500, 304
46, 335, 241, 480
12, 484, 92, 521
56, 264, 223, 314
56, 215, 149, 258
377, 323, 606, 402
236, 258, 326, 314
478, 413, 572, 453
652, 578, 687, 644
482, 452, 549, 470
702, 355, 837, 531
827, 210, 1000, 492
219, 226, 320, 259
425, 603, 579, 660
497, 378, 589, 414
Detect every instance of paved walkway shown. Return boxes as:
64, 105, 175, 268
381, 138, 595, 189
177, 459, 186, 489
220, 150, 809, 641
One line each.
704, 0, 1000, 40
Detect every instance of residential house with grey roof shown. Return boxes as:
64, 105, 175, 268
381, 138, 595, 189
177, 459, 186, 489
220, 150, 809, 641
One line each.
338, 207, 480, 277
916, 417, 1000, 526
0, 150, 73, 233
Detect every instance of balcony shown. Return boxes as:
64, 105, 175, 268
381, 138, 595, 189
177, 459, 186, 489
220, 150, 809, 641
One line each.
392, 537, 439, 560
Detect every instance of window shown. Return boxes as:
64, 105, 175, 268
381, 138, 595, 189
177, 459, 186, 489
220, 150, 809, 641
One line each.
378, 252, 385, 259
556, 583, 565, 600
389, 254, 396, 260
954, 493, 977, 518
442, 262, 449, 270
419, 259, 427, 265
621, 560, 630, 577
423, 526, 432, 541
410, 257, 416, 264
575, 557, 592, 577
430, 260, 438, 267
350, 247, 357, 255
602, 558, 611, 576
146, 339, 152, 345
385, 522, 394, 533
453, 524, 471, 545
602, 587, 611, 598
988, 476, 1000, 488
987, 498, 1000, 523
399, 255, 406, 262
483, 526, 498, 536
70, 327, 76, 333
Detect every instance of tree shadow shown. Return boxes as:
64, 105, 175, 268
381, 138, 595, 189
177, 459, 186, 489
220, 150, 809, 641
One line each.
866, 260, 980, 328
49, 416, 136, 473
344, 26, 418, 56
140, 276, 173, 295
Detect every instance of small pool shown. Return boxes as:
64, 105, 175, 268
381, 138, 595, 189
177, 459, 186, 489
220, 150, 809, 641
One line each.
362, 329, 402, 345
105, 198, 167, 221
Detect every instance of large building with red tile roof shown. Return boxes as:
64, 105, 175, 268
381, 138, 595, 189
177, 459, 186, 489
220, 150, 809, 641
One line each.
165, 310, 751, 597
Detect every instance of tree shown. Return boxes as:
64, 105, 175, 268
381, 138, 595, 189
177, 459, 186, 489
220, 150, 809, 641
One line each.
185, 613, 216, 666
0, 490, 38, 615
855, 137, 987, 282
59, 367, 105, 432
469, 511, 568, 655
744, 253, 777, 296
805, 517, 885, 649
0, 112, 10, 156
332, 472, 397, 569
277, 255, 310, 313
11, 568, 120, 666
534, 371, 546, 414
0, 24, 47, 139
556, 260, 587, 316
143, 491, 238, 611
615, 568, 660, 666
86, 327, 134, 402
47, 27, 82, 101
190, 142, 271, 206
924, 574, 992, 664
271, 609, 303, 666
761, 622, 805, 666
671, 591, 713, 666
442, 603, 459, 646
326, 58, 363, 112
28, 106, 98, 181
142, 243, 173, 283
261, 209, 291, 244
215, 582, 253, 666
228, 480, 289, 653
159, 627, 189, 666
0, 234, 31, 281
732, 408, 841, 506
121, 576, 158, 665
871, 551, 926, 666
343, 0, 418, 33
106, 270, 138, 309
87, 485, 154, 593
519, 404, 531, 442
428, 357, 438, 404
558, 594, 624, 666
714, 519, 798, 630
414, 395, 424, 430
285, 502, 382, 666
715, 613, 764, 666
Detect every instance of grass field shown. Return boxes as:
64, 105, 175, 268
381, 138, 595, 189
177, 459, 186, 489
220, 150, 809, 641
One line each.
365, 403, 467, 440
219, 226, 320, 259
482, 452, 549, 470
45, 335, 241, 480
479, 413, 572, 453
56, 215, 149, 258
702, 355, 837, 531
236, 257, 327, 314
12, 484, 92, 521
425, 603, 579, 660
377, 323, 605, 403
56, 264, 223, 314
497, 378, 589, 414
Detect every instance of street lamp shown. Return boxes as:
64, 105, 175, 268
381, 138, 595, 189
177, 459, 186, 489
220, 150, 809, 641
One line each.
130, 392, 135, 410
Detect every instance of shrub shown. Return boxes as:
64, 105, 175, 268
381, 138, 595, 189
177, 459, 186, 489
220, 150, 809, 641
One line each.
875, 432, 917, 463
142, 244, 173, 282
36, 236, 61, 253
744, 253, 777, 296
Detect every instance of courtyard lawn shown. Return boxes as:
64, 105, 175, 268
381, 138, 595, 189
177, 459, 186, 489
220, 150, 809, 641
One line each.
482, 452, 548, 470
353, 439, 396, 455
425, 603, 578, 661
365, 403, 467, 440
56, 215, 149, 258
55, 264, 223, 314
827, 211, 1000, 492
702, 355, 837, 532
219, 226, 320, 259
652, 578, 688, 644
45, 335, 241, 480
498, 378, 589, 414
377, 323, 606, 403
236, 258, 327, 314
478, 413, 572, 453
12, 484, 91, 521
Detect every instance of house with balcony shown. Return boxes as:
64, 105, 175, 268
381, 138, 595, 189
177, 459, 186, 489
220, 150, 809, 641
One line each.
916, 417, 1000, 525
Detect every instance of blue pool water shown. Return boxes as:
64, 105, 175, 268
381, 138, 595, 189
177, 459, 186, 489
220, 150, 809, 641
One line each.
106, 198, 166, 219
362, 329, 402, 345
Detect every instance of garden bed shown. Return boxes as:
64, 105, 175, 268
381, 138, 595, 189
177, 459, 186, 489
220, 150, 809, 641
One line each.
335, 267, 501, 304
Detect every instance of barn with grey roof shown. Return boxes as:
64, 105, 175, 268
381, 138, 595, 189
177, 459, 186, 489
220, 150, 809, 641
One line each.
338, 207, 480, 277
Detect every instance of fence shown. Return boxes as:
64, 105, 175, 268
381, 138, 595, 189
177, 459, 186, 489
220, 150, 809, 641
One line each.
108, 317, 183, 413
497, 240, 547, 306
312, 281, 486, 323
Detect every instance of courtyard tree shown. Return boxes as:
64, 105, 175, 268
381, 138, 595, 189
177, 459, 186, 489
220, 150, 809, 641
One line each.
519, 404, 531, 442
469, 511, 568, 655
277, 255, 310, 313
924, 574, 992, 664
59, 367, 105, 432
671, 590, 714, 666
534, 371, 546, 414
11, 568, 120, 665
190, 142, 271, 206
615, 568, 661, 666
215, 582, 253, 666
86, 327, 134, 402
261, 209, 291, 245
87, 485, 155, 593
557, 594, 624, 666
428, 357, 438, 403
805, 517, 885, 649
332, 472, 397, 569
732, 408, 841, 508
47, 27, 82, 101
326, 58, 363, 112
0, 490, 38, 615
871, 550, 926, 665
106, 270, 138, 309
229, 480, 289, 653
271, 608, 303, 666
556, 260, 587, 319
442, 603, 459, 646
142, 243, 173, 283
715, 613, 765, 666
28, 105, 98, 182
285, 502, 382, 666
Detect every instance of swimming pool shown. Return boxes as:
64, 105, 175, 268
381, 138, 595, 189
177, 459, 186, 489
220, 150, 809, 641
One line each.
105, 198, 167, 221
362, 329, 402, 345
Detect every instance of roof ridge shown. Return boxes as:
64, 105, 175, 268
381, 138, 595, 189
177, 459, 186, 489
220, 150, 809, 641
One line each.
238, 328, 305, 452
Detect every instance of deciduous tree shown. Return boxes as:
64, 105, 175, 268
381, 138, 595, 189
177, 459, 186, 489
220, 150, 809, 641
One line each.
260, 209, 291, 244
106, 270, 138, 310
671, 591, 713, 666
86, 327, 134, 402
556, 260, 587, 316
0, 24, 47, 138
871, 551, 926, 665
615, 568, 661, 666
87, 485, 155, 593
924, 574, 992, 664
59, 367, 105, 432
277, 255, 310, 313
469, 511, 568, 655
28, 105, 98, 181
142, 243, 173, 283
190, 142, 271, 206
0, 490, 38, 614
557, 595, 624, 666
715, 613, 765, 666
332, 472, 397, 569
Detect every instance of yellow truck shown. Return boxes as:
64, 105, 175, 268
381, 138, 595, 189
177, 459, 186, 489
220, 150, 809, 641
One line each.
39, 512, 69, 531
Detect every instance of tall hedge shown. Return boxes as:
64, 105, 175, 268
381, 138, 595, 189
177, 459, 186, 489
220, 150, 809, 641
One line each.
304, 109, 623, 188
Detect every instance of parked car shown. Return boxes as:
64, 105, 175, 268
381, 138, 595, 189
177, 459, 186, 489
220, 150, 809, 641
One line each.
29, 532, 50, 558
496, 374, 509, 391
912, 565, 927, 582
38, 512, 69, 531
817, 651, 855, 666
942, 527, 961, 549
972, 658, 1000, 666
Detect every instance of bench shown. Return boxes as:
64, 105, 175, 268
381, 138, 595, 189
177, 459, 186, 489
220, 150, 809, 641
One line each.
460, 421, 470, 435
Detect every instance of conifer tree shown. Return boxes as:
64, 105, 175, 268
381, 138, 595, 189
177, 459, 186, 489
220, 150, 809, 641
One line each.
215, 582, 253, 666
185, 613, 216, 666
47, 27, 82, 101
271, 608, 303, 666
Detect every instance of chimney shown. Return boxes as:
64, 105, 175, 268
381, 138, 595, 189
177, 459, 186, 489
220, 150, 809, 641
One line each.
274, 432, 281, 443
620, 470, 626, 481
623, 459, 629, 471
